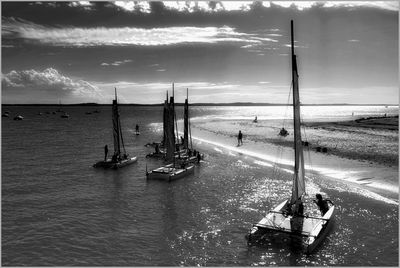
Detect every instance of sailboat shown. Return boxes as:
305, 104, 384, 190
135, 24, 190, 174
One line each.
93, 88, 138, 169
246, 21, 335, 254
145, 91, 169, 158
175, 88, 199, 164
146, 88, 194, 182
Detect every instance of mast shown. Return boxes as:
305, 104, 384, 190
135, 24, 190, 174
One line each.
173, 83, 179, 146
290, 20, 306, 204
166, 89, 175, 162
163, 91, 168, 146
183, 88, 189, 149
112, 87, 121, 157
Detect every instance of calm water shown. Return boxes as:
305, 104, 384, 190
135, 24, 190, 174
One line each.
2, 105, 398, 266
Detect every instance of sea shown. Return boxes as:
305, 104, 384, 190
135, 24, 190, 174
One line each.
2, 105, 398, 266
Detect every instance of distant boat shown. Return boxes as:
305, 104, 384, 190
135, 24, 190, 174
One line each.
13, 115, 23, 120
61, 112, 70, 118
93, 88, 138, 169
2, 112, 10, 117
56, 100, 64, 113
246, 21, 335, 254
146, 84, 194, 181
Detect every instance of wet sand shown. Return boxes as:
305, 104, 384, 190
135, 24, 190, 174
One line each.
191, 116, 398, 167
186, 116, 398, 201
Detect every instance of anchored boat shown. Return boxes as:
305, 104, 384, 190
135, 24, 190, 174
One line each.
175, 88, 200, 165
246, 20, 335, 254
146, 86, 194, 182
93, 88, 137, 169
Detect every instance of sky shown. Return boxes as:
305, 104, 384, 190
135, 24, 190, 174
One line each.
1, 1, 398, 104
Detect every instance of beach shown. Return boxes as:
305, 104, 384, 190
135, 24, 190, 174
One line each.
187, 115, 399, 201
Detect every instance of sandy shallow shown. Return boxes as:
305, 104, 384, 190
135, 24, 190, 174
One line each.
185, 116, 398, 201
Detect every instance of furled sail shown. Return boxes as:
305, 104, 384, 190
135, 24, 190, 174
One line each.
290, 20, 306, 204
112, 89, 121, 157
166, 95, 176, 161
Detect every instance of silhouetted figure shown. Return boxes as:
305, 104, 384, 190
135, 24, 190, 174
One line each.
104, 145, 108, 161
279, 127, 288, 137
313, 194, 333, 216
135, 124, 139, 132
155, 143, 160, 154
253, 116, 258, 123
238, 130, 243, 146
197, 151, 201, 163
180, 136, 184, 145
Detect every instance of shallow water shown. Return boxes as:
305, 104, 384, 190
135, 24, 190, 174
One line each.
2, 105, 398, 266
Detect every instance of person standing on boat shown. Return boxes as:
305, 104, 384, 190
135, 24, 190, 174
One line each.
238, 130, 243, 146
314, 194, 333, 216
104, 145, 108, 161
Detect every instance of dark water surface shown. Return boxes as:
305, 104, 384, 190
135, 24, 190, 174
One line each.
2, 105, 398, 266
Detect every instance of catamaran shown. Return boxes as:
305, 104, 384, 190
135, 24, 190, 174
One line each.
246, 21, 335, 254
93, 88, 137, 169
146, 87, 194, 181
175, 88, 199, 164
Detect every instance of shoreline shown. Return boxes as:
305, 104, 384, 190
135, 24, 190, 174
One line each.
191, 116, 398, 167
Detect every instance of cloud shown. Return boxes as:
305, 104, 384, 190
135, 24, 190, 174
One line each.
109, 1, 398, 13
101, 59, 132, 67
2, 18, 277, 47
2, 68, 104, 103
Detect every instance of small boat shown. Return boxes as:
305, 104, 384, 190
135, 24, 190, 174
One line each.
175, 88, 200, 165
94, 88, 138, 169
13, 115, 23, 120
2, 112, 10, 117
146, 84, 194, 181
61, 112, 70, 118
246, 21, 335, 254
134, 124, 140, 135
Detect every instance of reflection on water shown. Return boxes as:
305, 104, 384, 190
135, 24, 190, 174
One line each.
2, 105, 398, 266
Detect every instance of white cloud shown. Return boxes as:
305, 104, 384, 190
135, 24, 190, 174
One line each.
2, 19, 277, 47
2, 68, 104, 103
101, 59, 132, 67
109, 1, 398, 12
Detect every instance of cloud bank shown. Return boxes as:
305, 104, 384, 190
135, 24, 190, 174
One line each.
2, 18, 278, 47
2, 68, 104, 103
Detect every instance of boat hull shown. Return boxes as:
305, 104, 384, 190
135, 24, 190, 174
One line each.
247, 200, 335, 254
93, 156, 138, 169
146, 164, 194, 182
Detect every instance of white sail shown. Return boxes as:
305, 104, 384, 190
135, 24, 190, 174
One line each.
290, 20, 306, 204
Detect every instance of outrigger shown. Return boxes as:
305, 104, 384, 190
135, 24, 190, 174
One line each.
246, 20, 335, 254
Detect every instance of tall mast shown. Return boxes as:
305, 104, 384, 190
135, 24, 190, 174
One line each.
290, 20, 305, 204
163, 90, 168, 146
183, 88, 189, 149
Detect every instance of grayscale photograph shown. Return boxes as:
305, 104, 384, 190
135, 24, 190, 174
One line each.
2, 1, 398, 266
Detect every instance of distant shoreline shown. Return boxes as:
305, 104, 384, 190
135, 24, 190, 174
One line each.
2, 103, 398, 107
